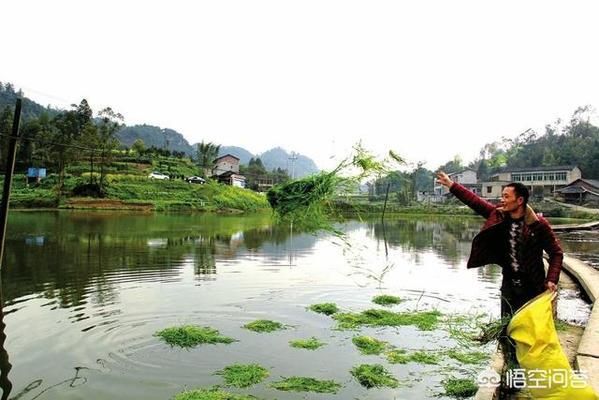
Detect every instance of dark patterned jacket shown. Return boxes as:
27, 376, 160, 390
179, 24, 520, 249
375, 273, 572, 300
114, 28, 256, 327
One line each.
449, 183, 563, 291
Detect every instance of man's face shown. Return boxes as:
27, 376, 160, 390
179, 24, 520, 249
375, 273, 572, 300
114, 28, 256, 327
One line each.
500, 186, 524, 213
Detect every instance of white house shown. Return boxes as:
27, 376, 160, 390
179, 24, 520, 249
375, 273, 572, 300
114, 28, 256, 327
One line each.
481, 165, 582, 199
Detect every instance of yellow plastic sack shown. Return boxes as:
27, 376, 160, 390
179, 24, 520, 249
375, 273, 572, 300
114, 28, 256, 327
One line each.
507, 291, 598, 399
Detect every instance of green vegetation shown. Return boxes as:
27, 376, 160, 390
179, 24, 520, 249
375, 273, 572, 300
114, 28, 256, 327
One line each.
333, 309, 442, 331
269, 377, 342, 394
350, 364, 399, 388
155, 326, 236, 348
289, 337, 326, 350
267, 145, 405, 232
215, 364, 270, 388
372, 294, 402, 306
446, 349, 489, 364
386, 349, 440, 365
308, 303, 339, 316
173, 388, 263, 400
442, 378, 478, 398
554, 319, 569, 332
352, 336, 388, 355
242, 320, 285, 333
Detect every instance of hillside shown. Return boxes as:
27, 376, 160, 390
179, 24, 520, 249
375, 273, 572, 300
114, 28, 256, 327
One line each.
0, 82, 321, 176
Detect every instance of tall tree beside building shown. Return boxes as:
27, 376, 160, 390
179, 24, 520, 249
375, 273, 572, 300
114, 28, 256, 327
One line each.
196, 141, 221, 177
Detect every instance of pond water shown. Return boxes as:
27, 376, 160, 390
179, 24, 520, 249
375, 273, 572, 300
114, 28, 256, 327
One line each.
0, 211, 592, 400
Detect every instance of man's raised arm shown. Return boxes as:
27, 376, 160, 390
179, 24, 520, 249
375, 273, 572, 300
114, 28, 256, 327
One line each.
435, 171, 496, 218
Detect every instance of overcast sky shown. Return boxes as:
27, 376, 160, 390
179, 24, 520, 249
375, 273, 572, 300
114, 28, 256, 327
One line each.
3, 0, 599, 171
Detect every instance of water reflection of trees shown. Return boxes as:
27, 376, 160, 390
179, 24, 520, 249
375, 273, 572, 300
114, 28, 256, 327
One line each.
1, 213, 317, 309
368, 217, 479, 264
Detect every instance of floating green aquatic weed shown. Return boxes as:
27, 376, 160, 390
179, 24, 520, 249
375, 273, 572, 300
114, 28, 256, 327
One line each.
155, 326, 236, 348
386, 349, 440, 365
352, 335, 388, 355
243, 320, 285, 333
173, 388, 263, 400
446, 349, 489, 365
372, 294, 402, 306
442, 378, 478, 398
270, 377, 342, 393
215, 363, 270, 388
308, 303, 339, 316
333, 309, 442, 331
350, 364, 399, 388
289, 337, 326, 350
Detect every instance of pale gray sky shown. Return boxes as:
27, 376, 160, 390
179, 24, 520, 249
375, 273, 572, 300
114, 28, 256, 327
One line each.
3, 0, 599, 171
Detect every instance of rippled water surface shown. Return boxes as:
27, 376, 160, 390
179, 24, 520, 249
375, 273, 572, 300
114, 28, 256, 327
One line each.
0, 211, 593, 399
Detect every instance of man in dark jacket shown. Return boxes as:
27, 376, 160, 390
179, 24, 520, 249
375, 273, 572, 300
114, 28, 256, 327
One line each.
436, 171, 563, 390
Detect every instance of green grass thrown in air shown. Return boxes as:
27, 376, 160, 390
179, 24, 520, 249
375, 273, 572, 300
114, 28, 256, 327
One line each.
270, 377, 342, 393
155, 325, 236, 348
242, 320, 285, 333
215, 363, 270, 388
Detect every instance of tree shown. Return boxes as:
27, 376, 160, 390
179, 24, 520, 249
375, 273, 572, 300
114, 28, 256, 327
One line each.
132, 139, 145, 159
196, 141, 221, 177
51, 99, 93, 190
96, 107, 124, 190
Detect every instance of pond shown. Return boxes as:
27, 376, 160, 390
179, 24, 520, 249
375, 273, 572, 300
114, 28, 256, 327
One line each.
0, 211, 591, 400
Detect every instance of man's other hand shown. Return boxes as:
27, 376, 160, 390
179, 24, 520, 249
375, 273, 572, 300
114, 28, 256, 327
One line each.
436, 171, 454, 188
545, 281, 558, 292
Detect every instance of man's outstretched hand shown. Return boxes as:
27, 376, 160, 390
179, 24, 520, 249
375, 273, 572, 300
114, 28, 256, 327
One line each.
436, 171, 454, 188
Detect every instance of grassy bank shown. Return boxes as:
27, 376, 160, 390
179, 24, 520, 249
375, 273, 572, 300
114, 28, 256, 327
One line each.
4, 173, 269, 213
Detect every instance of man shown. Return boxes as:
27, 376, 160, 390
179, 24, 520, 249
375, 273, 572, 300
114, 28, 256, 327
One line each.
436, 172, 563, 390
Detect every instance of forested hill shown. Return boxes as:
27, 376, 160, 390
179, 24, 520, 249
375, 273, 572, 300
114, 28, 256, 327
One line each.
469, 107, 599, 179
0, 82, 321, 176
0, 82, 60, 121
117, 125, 194, 155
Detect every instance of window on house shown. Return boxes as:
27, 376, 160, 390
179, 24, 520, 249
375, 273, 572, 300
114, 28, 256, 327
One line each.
487, 186, 492, 193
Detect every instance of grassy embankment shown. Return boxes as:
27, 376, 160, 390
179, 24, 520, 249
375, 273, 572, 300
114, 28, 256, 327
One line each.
4, 156, 269, 212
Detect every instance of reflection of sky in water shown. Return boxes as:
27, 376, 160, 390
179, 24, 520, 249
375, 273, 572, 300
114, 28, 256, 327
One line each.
2, 213, 595, 400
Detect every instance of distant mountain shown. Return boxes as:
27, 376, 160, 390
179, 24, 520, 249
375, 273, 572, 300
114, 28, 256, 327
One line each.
259, 147, 319, 178
0, 82, 60, 120
1, 82, 321, 176
216, 146, 254, 165
117, 124, 194, 154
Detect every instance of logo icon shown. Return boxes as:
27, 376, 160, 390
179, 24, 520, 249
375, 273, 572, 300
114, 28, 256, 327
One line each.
477, 369, 501, 388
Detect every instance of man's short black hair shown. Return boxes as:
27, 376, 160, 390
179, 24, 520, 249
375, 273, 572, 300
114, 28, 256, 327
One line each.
505, 182, 529, 205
